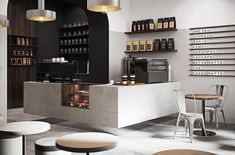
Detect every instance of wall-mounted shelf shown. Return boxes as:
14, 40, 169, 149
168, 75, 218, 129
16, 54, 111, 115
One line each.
190, 75, 235, 77
59, 34, 89, 38
190, 64, 235, 66
124, 28, 177, 34
190, 58, 235, 60
190, 69, 235, 71
189, 30, 235, 35
190, 41, 235, 45
59, 24, 89, 30
189, 24, 235, 30
190, 36, 235, 40
190, 47, 235, 50
60, 52, 89, 55
59, 43, 88, 47
124, 50, 177, 54
190, 52, 235, 55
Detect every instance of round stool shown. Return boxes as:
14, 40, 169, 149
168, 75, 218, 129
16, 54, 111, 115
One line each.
153, 149, 216, 155
0, 132, 23, 155
56, 132, 118, 155
35, 137, 71, 155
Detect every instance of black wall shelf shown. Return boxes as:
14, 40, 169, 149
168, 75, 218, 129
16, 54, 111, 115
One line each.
60, 53, 88, 55
190, 41, 235, 45
59, 34, 89, 38
59, 43, 88, 47
124, 50, 177, 54
59, 25, 89, 30
124, 28, 177, 34
190, 69, 235, 71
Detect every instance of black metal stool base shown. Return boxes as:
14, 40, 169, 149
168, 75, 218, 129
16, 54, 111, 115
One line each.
193, 130, 216, 136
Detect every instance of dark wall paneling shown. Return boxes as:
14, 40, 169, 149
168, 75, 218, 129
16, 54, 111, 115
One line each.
7, 0, 37, 109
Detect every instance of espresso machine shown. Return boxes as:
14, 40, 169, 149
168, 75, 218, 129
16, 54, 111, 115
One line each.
123, 55, 136, 76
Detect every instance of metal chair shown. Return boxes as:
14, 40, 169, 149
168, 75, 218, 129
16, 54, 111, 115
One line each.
172, 90, 207, 142
206, 85, 228, 129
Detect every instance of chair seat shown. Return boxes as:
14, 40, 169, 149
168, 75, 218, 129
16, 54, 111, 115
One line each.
182, 113, 203, 118
205, 105, 222, 111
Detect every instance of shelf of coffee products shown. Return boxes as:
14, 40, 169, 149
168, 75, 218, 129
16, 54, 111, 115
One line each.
189, 24, 235, 30
59, 34, 89, 38
62, 104, 89, 109
190, 47, 235, 50
11, 55, 37, 58
9, 44, 38, 48
124, 28, 177, 34
189, 30, 235, 35
59, 24, 89, 30
124, 50, 177, 53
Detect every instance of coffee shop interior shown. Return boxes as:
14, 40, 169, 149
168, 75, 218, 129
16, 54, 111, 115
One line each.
0, 0, 235, 155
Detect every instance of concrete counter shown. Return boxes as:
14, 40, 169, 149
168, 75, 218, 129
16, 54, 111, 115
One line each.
24, 82, 180, 128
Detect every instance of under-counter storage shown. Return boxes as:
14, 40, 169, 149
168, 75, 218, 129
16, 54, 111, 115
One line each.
62, 83, 91, 109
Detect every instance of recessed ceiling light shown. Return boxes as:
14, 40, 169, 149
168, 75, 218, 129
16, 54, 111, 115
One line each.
87, 0, 121, 12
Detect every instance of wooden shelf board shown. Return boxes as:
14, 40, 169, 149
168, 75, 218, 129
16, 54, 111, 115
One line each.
124, 28, 177, 34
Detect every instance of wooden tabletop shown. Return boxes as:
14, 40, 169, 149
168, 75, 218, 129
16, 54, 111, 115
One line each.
185, 94, 224, 100
56, 132, 118, 153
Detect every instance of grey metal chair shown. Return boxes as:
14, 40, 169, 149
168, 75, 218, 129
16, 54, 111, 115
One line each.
172, 90, 207, 143
206, 85, 228, 129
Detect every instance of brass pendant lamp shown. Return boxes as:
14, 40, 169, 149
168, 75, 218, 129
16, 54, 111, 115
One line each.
0, 15, 9, 28
26, 0, 56, 22
87, 0, 121, 12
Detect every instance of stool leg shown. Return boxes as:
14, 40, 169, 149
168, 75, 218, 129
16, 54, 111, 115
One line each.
22, 135, 26, 155
86, 152, 89, 155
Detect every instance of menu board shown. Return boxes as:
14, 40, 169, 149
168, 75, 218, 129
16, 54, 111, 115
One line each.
189, 24, 235, 77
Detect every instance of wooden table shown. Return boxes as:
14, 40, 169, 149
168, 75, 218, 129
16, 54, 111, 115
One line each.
0, 121, 50, 155
56, 132, 118, 155
185, 94, 224, 136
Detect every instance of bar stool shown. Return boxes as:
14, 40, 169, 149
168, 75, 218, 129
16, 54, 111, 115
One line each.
35, 137, 71, 155
0, 132, 23, 155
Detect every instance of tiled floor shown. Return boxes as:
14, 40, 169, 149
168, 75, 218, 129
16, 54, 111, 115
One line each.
7, 108, 235, 155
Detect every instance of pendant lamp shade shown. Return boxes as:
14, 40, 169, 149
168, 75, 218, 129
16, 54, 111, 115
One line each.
0, 15, 9, 28
87, 0, 121, 12
26, 0, 56, 22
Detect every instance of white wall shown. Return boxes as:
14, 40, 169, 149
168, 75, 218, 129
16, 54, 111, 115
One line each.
107, 0, 130, 81
0, 0, 8, 125
127, 0, 235, 123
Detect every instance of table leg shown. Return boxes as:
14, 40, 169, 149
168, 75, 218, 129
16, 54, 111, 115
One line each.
22, 135, 26, 155
193, 100, 216, 137
86, 152, 89, 155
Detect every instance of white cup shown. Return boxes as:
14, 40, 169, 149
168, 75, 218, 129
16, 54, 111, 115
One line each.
110, 80, 114, 85
52, 58, 56, 63
56, 57, 60, 62
60, 57, 65, 62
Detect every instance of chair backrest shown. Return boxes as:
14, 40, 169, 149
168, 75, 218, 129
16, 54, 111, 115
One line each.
172, 90, 187, 114
207, 85, 229, 107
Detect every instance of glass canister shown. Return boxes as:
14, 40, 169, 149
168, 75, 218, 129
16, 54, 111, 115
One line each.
121, 75, 128, 85
129, 74, 136, 85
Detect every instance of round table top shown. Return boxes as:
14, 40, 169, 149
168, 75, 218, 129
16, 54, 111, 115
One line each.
56, 132, 118, 153
153, 149, 216, 155
0, 121, 50, 136
185, 94, 224, 100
